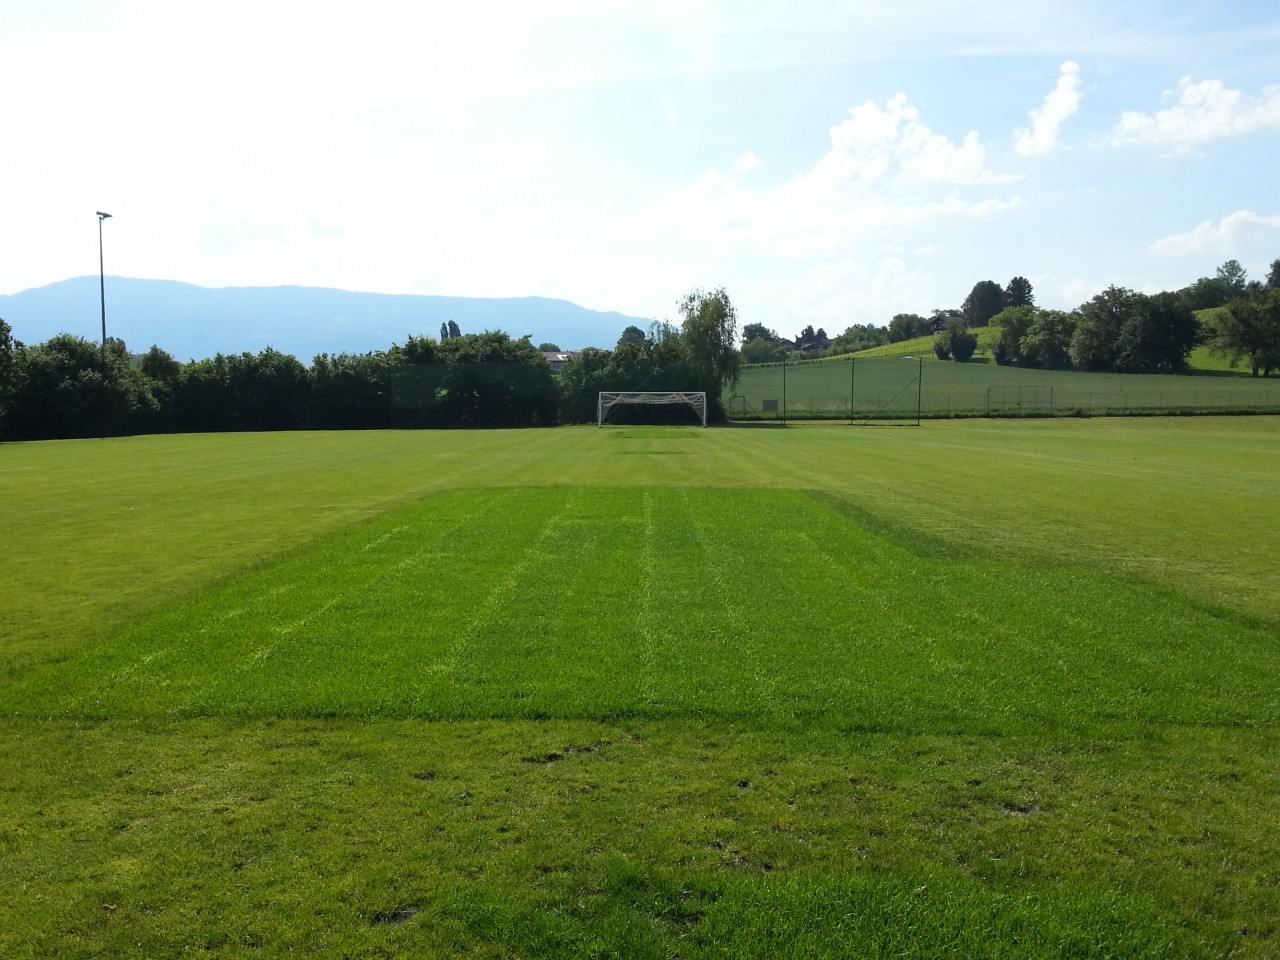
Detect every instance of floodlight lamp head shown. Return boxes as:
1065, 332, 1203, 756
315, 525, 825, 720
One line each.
96, 211, 112, 220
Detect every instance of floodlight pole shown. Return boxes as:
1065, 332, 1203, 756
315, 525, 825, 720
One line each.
914, 354, 923, 426
849, 357, 855, 425
781, 357, 787, 425
904, 356, 922, 426
96, 212, 112, 369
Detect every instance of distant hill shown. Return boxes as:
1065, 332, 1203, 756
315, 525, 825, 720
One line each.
0, 277, 651, 361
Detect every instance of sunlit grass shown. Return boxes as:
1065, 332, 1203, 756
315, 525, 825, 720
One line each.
5, 487, 1276, 737
2, 423, 1279, 957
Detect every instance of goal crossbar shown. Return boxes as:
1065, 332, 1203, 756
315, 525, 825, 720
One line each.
598, 391, 708, 427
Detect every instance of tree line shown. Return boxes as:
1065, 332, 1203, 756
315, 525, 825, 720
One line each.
987, 260, 1280, 375
740, 259, 1280, 377
0, 287, 741, 441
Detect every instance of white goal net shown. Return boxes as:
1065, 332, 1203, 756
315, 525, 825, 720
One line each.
597, 391, 708, 427
985, 384, 1055, 414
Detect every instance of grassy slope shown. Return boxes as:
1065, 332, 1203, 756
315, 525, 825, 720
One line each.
3, 423, 1279, 957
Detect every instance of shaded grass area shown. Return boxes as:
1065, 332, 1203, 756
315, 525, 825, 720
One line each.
4, 716, 1274, 959
3, 487, 1279, 956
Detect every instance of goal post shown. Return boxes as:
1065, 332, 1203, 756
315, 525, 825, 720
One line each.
598, 391, 708, 427
984, 384, 1055, 415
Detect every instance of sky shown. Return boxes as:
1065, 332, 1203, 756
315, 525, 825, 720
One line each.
3, 0, 1279, 341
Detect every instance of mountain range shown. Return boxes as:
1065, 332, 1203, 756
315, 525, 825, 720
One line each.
0, 277, 651, 361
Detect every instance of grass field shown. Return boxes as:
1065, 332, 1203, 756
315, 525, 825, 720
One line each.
3, 421, 1279, 958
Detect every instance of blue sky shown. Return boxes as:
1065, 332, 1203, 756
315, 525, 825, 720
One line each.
3, 0, 1278, 341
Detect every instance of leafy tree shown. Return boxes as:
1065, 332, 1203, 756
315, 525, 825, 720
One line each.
172, 348, 311, 433
556, 347, 616, 422
961, 281, 1004, 328
0, 317, 15, 437
1178, 275, 1229, 312
311, 351, 395, 429
1020, 310, 1076, 370
234, 348, 311, 431
990, 306, 1037, 366
1114, 292, 1199, 374
829, 323, 889, 355
1217, 260, 1249, 301
934, 321, 977, 362
537, 342, 561, 352
617, 325, 647, 348
1004, 277, 1035, 309
1207, 290, 1280, 377
140, 345, 182, 384
431, 332, 558, 427
741, 338, 787, 364
887, 313, 931, 343
558, 331, 699, 425
400, 334, 440, 365
6, 334, 159, 440
1071, 286, 1136, 370
1267, 259, 1280, 290
135, 345, 184, 432
741, 322, 775, 343
679, 286, 741, 410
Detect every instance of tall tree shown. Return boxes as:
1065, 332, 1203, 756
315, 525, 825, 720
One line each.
990, 305, 1037, 366
741, 322, 775, 343
934, 320, 977, 362
679, 286, 741, 411
829, 323, 889, 355
140, 345, 182, 384
1114, 292, 1199, 374
1217, 260, 1249, 301
311, 351, 394, 429
741, 338, 787, 364
0, 317, 15, 437
1071, 286, 1136, 370
1178, 275, 1229, 312
1020, 309, 1077, 369
1004, 276, 1035, 309
1266, 259, 1280, 290
1207, 290, 1280, 377
887, 313, 931, 342
961, 281, 1005, 327
6, 334, 158, 440
616, 325, 647, 348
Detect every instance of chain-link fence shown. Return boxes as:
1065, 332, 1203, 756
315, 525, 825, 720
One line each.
729, 357, 1280, 420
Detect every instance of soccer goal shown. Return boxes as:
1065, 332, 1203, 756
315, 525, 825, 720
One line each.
598, 391, 708, 427
985, 384, 1055, 415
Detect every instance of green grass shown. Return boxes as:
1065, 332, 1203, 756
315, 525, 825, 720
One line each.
3, 422, 1280, 957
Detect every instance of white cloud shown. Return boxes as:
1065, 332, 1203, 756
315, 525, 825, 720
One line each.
817, 94, 1012, 187
1111, 78, 1280, 151
1014, 61, 1083, 156
1150, 210, 1280, 256
624, 94, 1019, 263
